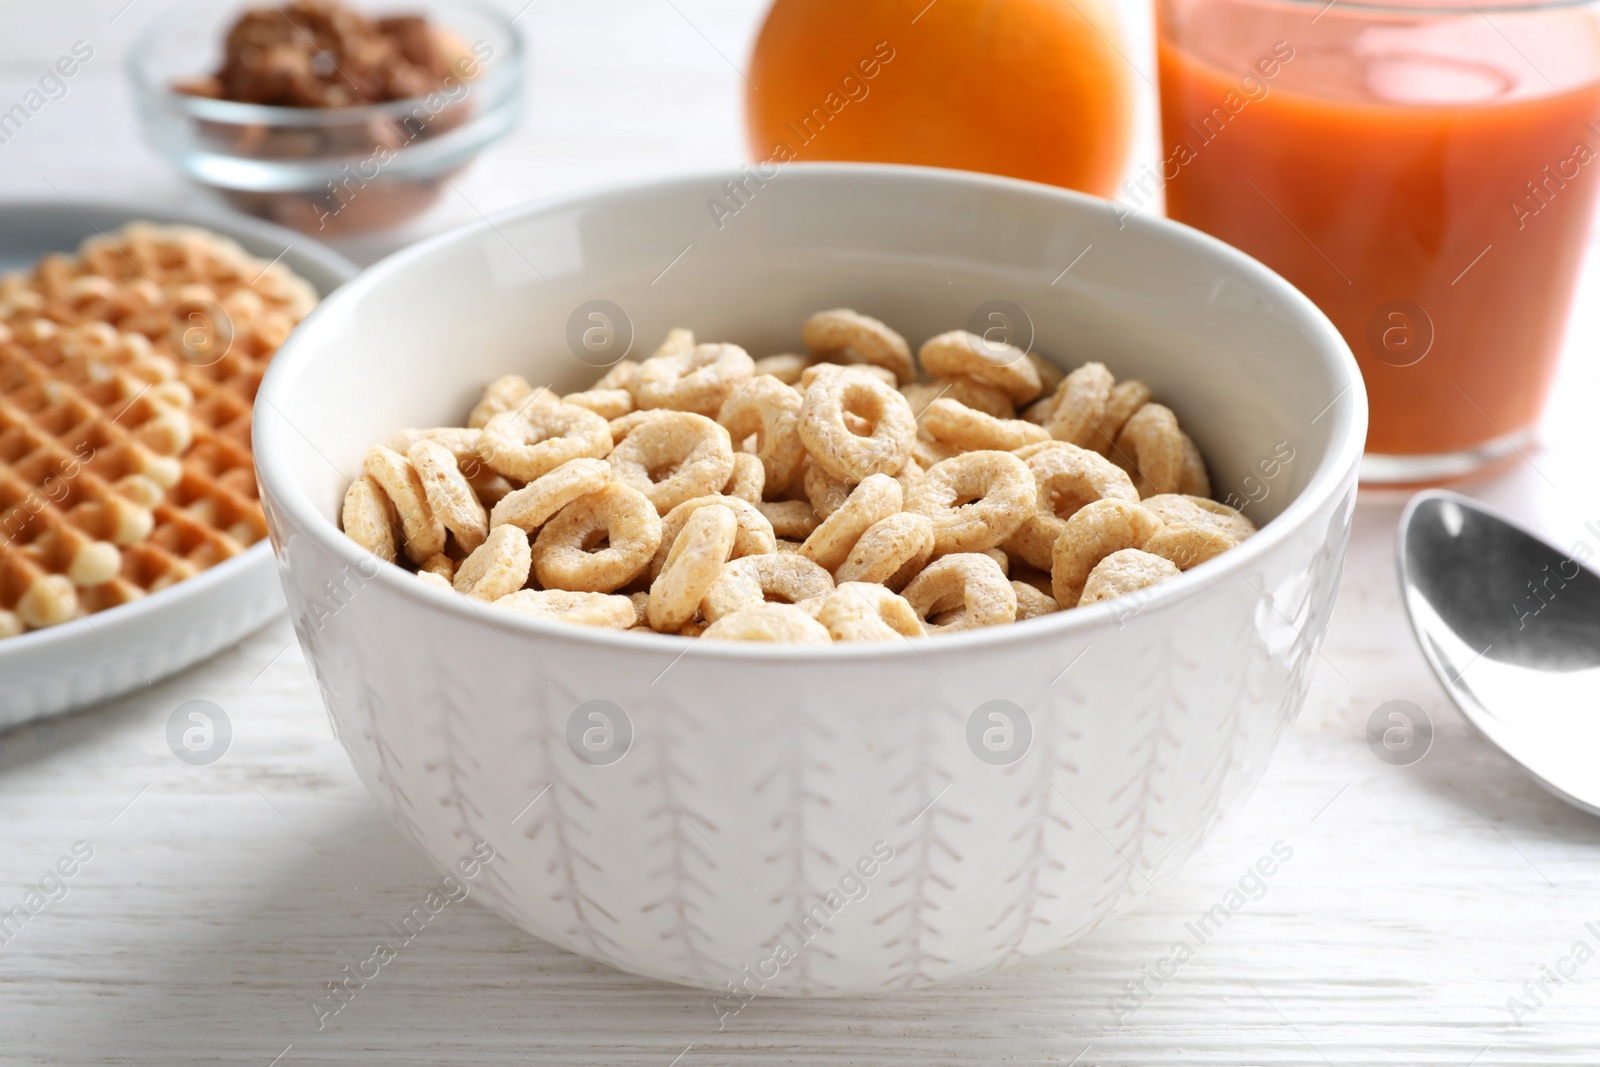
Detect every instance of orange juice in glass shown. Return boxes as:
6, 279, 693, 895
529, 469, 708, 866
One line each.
1156, 0, 1600, 482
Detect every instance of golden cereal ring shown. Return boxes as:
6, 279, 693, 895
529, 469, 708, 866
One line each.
918, 331, 1042, 404
818, 582, 925, 641
408, 439, 489, 553
834, 511, 934, 588
387, 427, 486, 474
802, 309, 915, 383
650, 495, 777, 579
756, 499, 820, 540
608, 411, 735, 515
1178, 433, 1211, 497
1021, 393, 1056, 425
800, 474, 902, 572
419, 553, 455, 581
469, 374, 554, 429
495, 589, 637, 630
479, 403, 612, 482
751, 353, 815, 385
923, 398, 1050, 452
1079, 548, 1181, 607
341, 474, 397, 563
804, 460, 853, 520
1091, 380, 1151, 456
982, 547, 1010, 576
724, 452, 766, 503
799, 366, 917, 482
701, 602, 833, 643
1045, 362, 1114, 446
718, 374, 805, 494
629, 591, 651, 627
490, 457, 613, 533
801, 361, 898, 390
595, 360, 641, 390
911, 435, 962, 471
901, 378, 1015, 421
1012, 581, 1060, 620
563, 388, 634, 420
533, 483, 663, 593
1143, 522, 1238, 571
608, 408, 671, 444
363, 445, 445, 564
701, 553, 836, 621
1111, 404, 1188, 498
648, 327, 695, 360
648, 503, 738, 632
416, 570, 453, 591
907, 450, 1036, 555
1005, 443, 1139, 570
635, 342, 754, 416
453, 524, 532, 601
1050, 498, 1163, 606
901, 552, 1017, 634
1142, 494, 1257, 542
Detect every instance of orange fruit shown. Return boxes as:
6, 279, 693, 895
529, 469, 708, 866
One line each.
745, 0, 1134, 197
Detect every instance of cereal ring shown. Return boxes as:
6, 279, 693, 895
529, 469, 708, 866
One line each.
1044, 362, 1114, 446
648, 327, 695, 360
1143, 522, 1237, 571
901, 553, 1017, 634
478, 403, 612, 482
718, 374, 805, 494
801, 309, 915, 383
1021, 393, 1056, 425
564, 388, 634, 420
490, 457, 613, 532
629, 591, 651, 627
774, 539, 805, 554
341, 474, 397, 563
1078, 548, 1181, 607
608, 411, 735, 515
1177, 433, 1211, 497
1005, 443, 1139, 570
923, 398, 1050, 452
453, 524, 532, 601
469, 375, 555, 428
635, 342, 754, 416
1050, 498, 1163, 606
912, 435, 962, 471
608, 408, 671, 444
801, 474, 902, 572
495, 589, 637, 630
363, 445, 445, 564
385, 426, 484, 469
902, 378, 1015, 420
723, 452, 766, 503
1012, 580, 1060, 620
419, 553, 455, 581
416, 570, 453, 591
756, 499, 820, 540
648, 504, 738, 632
906, 451, 1036, 555
751, 353, 815, 385
804, 460, 853, 520
1141, 494, 1256, 542
701, 553, 835, 621
533, 483, 663, 592
701, 602, 832, 643
408, 438, 489, 553
982, 547, 1010, 576
650, 495, 776, 579
1111, 404, 1186, 497
1091, 380, 1152, 456
595, 360, 641, 391
817, 582, 925, 641
801, 361, 898, 390
918, 331, 1042, 404
799, 366, 917, 482
835, 511, 934, 588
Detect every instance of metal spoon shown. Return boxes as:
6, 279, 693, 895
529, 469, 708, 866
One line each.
1398, 489, 1600, 815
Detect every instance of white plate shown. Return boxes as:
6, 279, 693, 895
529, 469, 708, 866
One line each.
0, 201, 355, 730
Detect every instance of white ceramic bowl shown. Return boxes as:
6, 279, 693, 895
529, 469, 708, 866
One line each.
255, 164, 1365, 996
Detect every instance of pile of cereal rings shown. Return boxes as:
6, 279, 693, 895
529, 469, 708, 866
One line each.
340, 309, 1257, 643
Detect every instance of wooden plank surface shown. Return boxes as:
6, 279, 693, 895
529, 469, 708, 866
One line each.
3, 2, 1600, 1063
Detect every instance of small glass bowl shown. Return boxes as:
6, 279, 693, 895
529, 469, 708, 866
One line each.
127, 0, 522, 235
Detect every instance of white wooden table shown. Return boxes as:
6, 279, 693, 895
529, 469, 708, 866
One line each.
4, 2, 1599, 1063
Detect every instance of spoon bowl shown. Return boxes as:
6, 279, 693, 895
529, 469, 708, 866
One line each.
1399, 490, 1600, 815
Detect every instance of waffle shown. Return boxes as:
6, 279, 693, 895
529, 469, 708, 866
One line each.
0, 223, 318, 639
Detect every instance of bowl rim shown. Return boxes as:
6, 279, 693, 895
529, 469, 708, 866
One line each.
0, 196, 356, 661
255, 162, 1367, 662
124, 0, 524, 128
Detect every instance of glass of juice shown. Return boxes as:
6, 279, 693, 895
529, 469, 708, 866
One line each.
1156, 0, 1600, 483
